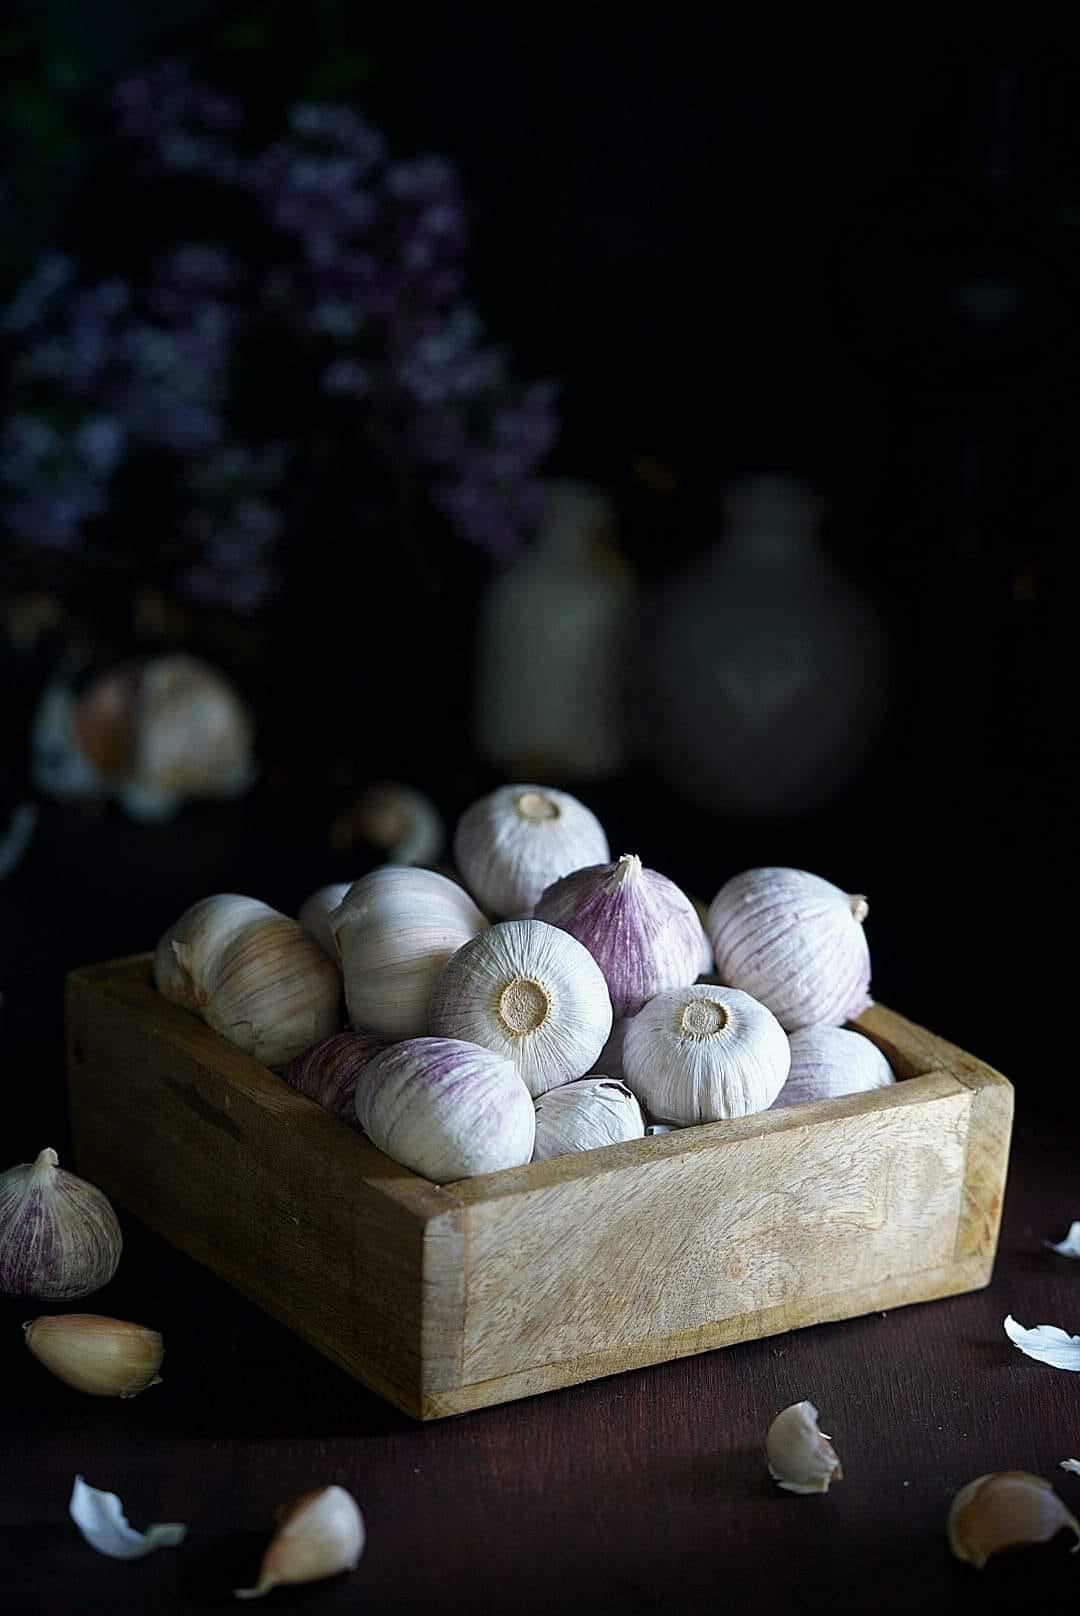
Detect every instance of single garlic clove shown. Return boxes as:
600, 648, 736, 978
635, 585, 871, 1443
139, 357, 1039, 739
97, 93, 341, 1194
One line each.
427, 919, 613, 1098
766, 1401, 843, 1494
534, 853, 710, 1017
297, 883, 352, 957
0, 1148, 122, 1299
70, 1475, 187, 1559
284, 1031, 386, 1125
234, 1485, 365, 1599
453, 783, 610, 917
622, 984, 790, 1124
25, 1314, 163, 1398
532, 1078, 645, 1161
948, 1471, 1080, 1568
707, 867, 871, 1031
770, 1025, 894, 1109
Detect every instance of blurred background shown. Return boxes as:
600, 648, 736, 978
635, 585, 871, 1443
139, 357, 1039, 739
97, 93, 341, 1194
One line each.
1, 5, 1077, 1140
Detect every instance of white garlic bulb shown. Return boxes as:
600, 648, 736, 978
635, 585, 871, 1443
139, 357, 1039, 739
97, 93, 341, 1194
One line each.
154, 895, 341, 1070
948, 1471, 1080, 1568
355, 1037, 535, 1181
707, 867, 872, 1031
235, 1485, 365, 1600
532, 1078, 645, 1160
534, 853, 710, 1017
766, 1401, 843, 1494
427, 919, 613, 1098
771, 1026, 895, 1109
298, 883, 352, 957
330, 866, 488, 1040
453, 783, 609, 917
622, 983, 789, 1124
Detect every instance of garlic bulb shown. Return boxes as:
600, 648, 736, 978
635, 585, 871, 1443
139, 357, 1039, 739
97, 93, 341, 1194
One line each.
533, 1078, 645, 1160
330, 866, 488, 1039
534, 853, 710, 1017
155, 895, 341, 1069
707, 867, 872, 1031
284, 1031, 386, 1124
587, 1015, 632, 1081
24, 1314, 163, 1397
0, 1148, 121, 1299
771, 1026, 895, 1109
235, 1485, 365, 1600
948, 1471, 1080, 1568
334, 780, 443, 866
298, 883, 352, 956
427, 919, 613, 1098
622, 984, 790, 1124
766, 1401, 843, 1494
453, 783, 609, 917
356, 1038, 535, 1181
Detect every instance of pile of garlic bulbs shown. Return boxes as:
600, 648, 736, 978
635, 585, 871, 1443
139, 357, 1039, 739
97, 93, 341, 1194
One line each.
154, 783, 894, 1183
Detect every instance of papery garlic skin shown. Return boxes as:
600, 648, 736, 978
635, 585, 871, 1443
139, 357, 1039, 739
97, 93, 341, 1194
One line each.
453, 783, 610, 918
535, 853, 710, 1017
0, 1149, 121, 1299
25, 1314, 163, 1397
70, 1476, 186, 1560
356, 1037, 535, 1181
235, 1485, 365, 1600
771, 1026, 894, 1109
948, 1471, 1080, 1568
330, 865, 488, 1040
708, 867, 871, 1031
284, 1031, 386, 1125
532, 1078, 645, 1161
298, 883, 352, 957
155, 896, 342, 1070
766, 1401, 843, 1494
622, 984, 789, 1124
427, 919, 613, 1098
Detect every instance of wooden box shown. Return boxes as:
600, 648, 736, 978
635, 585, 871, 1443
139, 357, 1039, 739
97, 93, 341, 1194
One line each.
67, 956, 1013, 1420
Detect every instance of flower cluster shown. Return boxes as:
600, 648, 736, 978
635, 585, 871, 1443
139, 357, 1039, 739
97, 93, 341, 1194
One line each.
1, 62, 559, 612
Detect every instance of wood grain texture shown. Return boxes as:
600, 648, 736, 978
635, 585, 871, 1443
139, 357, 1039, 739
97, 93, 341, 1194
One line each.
65, 960, 1014, 1421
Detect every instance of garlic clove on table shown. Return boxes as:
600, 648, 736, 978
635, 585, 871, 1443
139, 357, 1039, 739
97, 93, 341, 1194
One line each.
235, 1485, 365, 1600
948, 1471, 1080, 1567
766, 1401, 843, 1494
453, 783, 609, 917
25, 1314, 163, 1397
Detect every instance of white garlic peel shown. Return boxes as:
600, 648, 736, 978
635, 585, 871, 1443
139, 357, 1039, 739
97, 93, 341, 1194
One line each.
330, 865, 488, 1040
532, 1078, 645, 1161
427, 919, 613, 1098
298, 883, 352, 957
70, 1475, 186, 1559
235, 1485, 365, 1600
0, 1148, 122, 1299
766, 1401, 843, 1494
1061, 1460, 1080, 1476
948, 1471, 1080, 1568
453, 783, 609, 917
25, 1314, 163, 1398
708, 867, 872, 1031
534, 853, 710, 1017
771, 1026, 894, 1109
155, 895, 341, 1070
1046, 1222, 1080, 1258
356, 1037, 535, 1181
1004, 1314, 1080, 1371
622, 984, 789, 1125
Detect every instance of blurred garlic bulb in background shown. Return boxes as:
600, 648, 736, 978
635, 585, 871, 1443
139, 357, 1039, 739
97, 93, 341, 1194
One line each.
428, 919, 612, 1098
532, 1078, 645, 1161
454, 783, 609, 917
331, 866, 488, 1039
329, 781, 443, 865
708, 867, 872, 1031
635, 474, 888, 815
356, 1038, 535, 1181
622, 983, 789, 1124
772, 1026, 894, 1109
32, 654, 255, 820
535, 853, 709, 1016
299, 884, 352, 956
473, 479, 637, 782
154, 895, 341, 1069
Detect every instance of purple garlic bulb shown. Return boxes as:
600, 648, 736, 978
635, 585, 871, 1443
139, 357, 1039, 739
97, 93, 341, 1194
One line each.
284, 1031, 387, 1124
771, 1026, 894, 1109
0, 1148, 122, 1299
535, 853, 709, 1017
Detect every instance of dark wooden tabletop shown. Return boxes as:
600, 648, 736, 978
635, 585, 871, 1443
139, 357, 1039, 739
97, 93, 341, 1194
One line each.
3, 1089, 1079, 1614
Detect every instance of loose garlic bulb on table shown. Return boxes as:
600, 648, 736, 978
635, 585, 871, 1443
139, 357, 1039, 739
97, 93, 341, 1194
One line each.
707, 867, 872, 1031
356, 1038, 535, 1181
532, 1078, 645, 1161
154, 895, 341, 1070
298, 883, 352, 957
427, 919, 613, 1098
771, 1026, 894, 1109
622, 983, 789, 1124
534, 853, 710, 1016
0, 1149, 122, 1299
330, 866, 488, 1039
453, 783, 609, 917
